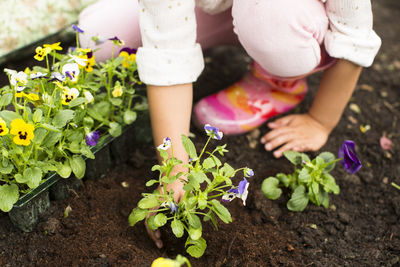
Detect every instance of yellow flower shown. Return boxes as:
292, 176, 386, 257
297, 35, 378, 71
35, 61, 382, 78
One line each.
34, 46, 51, 61
151, 257, 177, 267
43, 42, 62, 51
10, 119, 34, 146
61, 87, 80, 105
14, 92, 39, 101
85, 55, 96, 73
119, 51, 136, 68
77, 48, 91, 53
112, 82, 123, 97
0, 118, 9, 136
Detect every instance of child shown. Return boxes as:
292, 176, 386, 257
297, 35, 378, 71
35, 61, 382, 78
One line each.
79, 0, 381, 248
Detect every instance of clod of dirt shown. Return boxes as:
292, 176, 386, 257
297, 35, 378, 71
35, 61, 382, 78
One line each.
37, 217, 61, 235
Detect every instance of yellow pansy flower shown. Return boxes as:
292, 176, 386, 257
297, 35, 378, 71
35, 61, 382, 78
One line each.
43, 42, 62, 51
119, 51, 136, 68
15, 92, 39, 101
34, 46, 51, 61
112, 81, 123, 97
61, 87, 80, 105
85, 55, 96, 73
151, 257, 177, 267
10, 119, 34, 146
0, 118, 9, 136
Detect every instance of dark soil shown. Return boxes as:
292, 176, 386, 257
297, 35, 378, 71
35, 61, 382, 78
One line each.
1, 1, 400, 266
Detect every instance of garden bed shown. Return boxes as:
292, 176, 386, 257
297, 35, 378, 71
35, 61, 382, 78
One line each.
0, 0, 399, 266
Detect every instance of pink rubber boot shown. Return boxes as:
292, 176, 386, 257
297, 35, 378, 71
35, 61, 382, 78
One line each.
193, 61, 309, 135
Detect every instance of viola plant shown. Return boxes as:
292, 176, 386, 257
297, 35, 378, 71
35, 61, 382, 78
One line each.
262, 140, 362, 212
129, 124, 253, 258
0, 24, 146, 212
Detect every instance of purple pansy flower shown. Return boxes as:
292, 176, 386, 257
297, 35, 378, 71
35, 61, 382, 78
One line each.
238, 178, 249, 206
109, 36, 124, 46
119, 47, 137, 55
86, 131, 100, 146
72, 24, 84, 33
157, 137, 171, 150
161, 201, 178, 213
338, 140, 362, 174
204, 124, 223, 140
245, 168, 254, 177
48, 72, 65, 82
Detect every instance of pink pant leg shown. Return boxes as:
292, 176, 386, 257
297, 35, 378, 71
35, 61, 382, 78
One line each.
78, 0, 236, 62
232, 0, 329, 77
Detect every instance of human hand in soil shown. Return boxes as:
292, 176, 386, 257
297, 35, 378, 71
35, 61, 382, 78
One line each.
260, 113, 330, 158
145, 172, 186, 249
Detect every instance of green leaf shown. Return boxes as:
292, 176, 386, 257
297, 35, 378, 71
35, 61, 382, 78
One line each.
145, 179, 159, 187
202, 158, 215, 169
56, 161, 72, 178
283, 150, 302, 165
298, 168, 311, 184
87, 107, 105, 122
24, 167, 43, 189
147, 215, 158, 231
83, 116, 94, 129
68, 97, 87, 108
32, 128, 47, 145
311, 181, 319, 195
154, 213, 167, 227
181, 134, 197, 160
0, 184, 19, 212
159, 149, 169, 161
53, 110, 75, 128
32, 109, 43, 123
0, 162, 13, 174
40, 123, 61, 133
69, 156, 86, 179
80, 144, 95, 159
123, 110, 137, 125
188, 227, 202, 240
68, 141, 81, 154
276, 173, 290, 187
210, 199, 232, 224
287, 185, 309, 212
109, 122, 122, 137
322, 173, 340, 194
94, 101, 110, 118
0, 93, 13, 107
261, 177, 282, 200
220, 163, 235, 178
171, 218, 184, 238
138, 196, 159, 209
319, 152, 336, 172
185, 237, 207, 258
187, 213, 202, 229
319, 190, 330, 208
109, 98, 123, 106
0, 110, 21, 123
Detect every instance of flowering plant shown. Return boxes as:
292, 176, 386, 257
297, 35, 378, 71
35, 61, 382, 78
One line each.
0, 25, 145, 212
129, 124, 253, 258
262, 140, 361, 212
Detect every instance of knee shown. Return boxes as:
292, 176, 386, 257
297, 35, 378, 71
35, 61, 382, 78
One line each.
232, 0, 328, 77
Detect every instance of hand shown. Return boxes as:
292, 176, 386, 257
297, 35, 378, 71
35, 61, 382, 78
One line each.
145, 174, 186, 249
260, 113, 331, 158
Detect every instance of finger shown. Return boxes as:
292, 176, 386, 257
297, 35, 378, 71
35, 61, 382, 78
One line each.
267, 115, 295, 128
264, 132, 294, 152
145, 219, 163, 248
273, 141, 298, 158
261, 126, 292, 147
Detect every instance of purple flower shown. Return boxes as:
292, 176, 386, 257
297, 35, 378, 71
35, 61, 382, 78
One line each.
86, 131, 100, 146
119, 47, 137, 55
238, 178, 249, 206
161, 201, 178, 213
47, 72, 65, 82
222, 191, 237, 203
338, 140, 362, 174
204, 124, 223, 140
72, 24, 84, 33
109, 36, 124, 46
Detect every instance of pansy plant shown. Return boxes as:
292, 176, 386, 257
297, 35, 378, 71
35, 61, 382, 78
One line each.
129, 124, 253, 258
262, 140, 362, 212
0, 24, 145, 212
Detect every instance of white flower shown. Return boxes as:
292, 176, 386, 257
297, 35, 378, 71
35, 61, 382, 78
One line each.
157, 137, 171, 150
42, 93, 52, 105
71, 55, 88, 67
30, 72, 47, 79
83, 91, 94, 103
62, 63, 80, 83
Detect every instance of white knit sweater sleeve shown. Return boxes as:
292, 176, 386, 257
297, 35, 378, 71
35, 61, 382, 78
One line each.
324, 0, 381, 67
136, 0, 204, 86
195, 0, 233, 15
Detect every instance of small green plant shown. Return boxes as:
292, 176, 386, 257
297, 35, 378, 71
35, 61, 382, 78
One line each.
129, 124, 253, 258
262, 140, 361, 212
